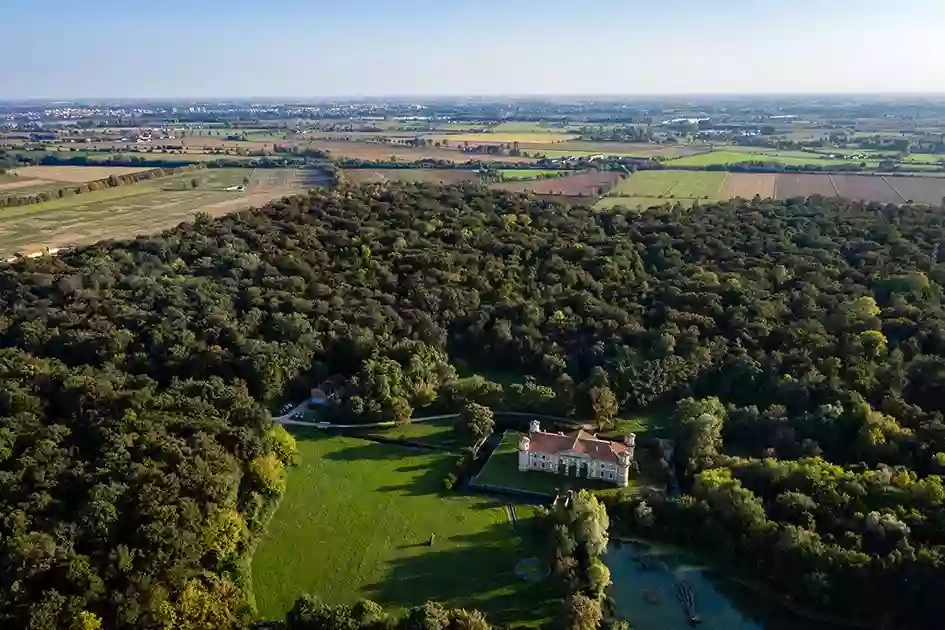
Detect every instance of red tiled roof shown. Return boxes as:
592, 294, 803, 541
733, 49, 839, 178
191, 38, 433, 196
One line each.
527, 429, 631, 464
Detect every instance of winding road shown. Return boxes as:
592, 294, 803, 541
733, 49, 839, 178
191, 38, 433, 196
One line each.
272, 401, 458, 429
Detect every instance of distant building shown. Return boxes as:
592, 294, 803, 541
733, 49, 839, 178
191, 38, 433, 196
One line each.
308, 375, 346, 407
517, 420, 634, 487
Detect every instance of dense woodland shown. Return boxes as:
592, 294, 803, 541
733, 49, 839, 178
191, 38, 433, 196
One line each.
2, 183, 945, 627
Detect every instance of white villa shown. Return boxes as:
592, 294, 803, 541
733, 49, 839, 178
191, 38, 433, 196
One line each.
517, 420, 635, 487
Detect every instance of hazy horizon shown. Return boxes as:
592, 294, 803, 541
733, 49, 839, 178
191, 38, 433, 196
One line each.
3, 0, 945, 99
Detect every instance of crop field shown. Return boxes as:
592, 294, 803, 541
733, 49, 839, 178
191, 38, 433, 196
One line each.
0, 168, 309, 257
251, 433, 555, 626
665, 150, 872, 168
500, 169, 568, 180
609, 170, 728, 200
830, 175, 904, 203
492, 171, 621, 196
523, 141, 704, 159
312, 141, 537, 163
721, 173, 778, 199
12, 165, 152, 182
772, 174, 838, 198
341, 168, 479, 185
595, 171, 945, 206
426, 132, 577, 145
887, 177, 945, 204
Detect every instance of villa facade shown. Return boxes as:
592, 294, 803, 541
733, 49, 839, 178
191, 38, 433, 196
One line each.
517, 420, 634, 487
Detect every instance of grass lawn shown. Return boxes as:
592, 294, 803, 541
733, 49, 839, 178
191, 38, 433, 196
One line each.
472, 431, 640, 498
251, 434, 556, 626
609, 170, 728, 201
357, 418, 461, 450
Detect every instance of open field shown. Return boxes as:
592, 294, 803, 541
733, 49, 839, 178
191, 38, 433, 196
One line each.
251, 433, 554, 626
887, 177, 945, 204
665, 150, 875, 168
472, 431, 641, 497
426, 132, 577, 145
492, 171, 621, 196
0, 177, 60, 194
524, 141, 705, 159
500, 169, 569, 180
831, 175, 904, 203
773, 173, 838, 198
721, 172, 778, 199
12, 165, 151, 182
312, 141, 537, 163
609, 170, 728, 200
597, 170, 945, 206
0, 168, 311, 256
341, 168, 479, 185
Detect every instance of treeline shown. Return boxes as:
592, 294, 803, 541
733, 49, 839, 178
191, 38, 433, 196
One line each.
536, 491, 621, 630
3, 184, 945, 626
0, 164, 206, 208
276, 597, 492, 630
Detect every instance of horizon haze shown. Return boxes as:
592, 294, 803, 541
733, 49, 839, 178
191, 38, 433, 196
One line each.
2, 0, 945, 99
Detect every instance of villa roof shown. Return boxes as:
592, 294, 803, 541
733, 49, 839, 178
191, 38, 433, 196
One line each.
527, 429, 631, 464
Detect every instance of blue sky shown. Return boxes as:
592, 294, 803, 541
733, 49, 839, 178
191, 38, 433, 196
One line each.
2, 0, 944, 98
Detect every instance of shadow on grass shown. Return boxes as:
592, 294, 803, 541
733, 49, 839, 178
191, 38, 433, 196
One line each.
364, 522, 560, 626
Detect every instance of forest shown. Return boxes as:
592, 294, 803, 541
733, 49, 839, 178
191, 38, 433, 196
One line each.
2, 182, 945, 628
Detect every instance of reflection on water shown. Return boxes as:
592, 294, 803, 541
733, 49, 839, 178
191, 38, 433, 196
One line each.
605, 540, 842, 630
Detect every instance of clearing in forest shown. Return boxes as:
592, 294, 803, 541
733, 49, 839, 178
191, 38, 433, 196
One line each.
251, 433, 555, 626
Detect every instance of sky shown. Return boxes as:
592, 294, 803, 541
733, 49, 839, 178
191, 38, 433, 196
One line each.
2, 0, 945, 99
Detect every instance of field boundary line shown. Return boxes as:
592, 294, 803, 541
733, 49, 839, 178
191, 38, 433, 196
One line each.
882, 176, 908, 202
828, 175, 841, 196
662, 173, 683, 197
716, 172, 730, 199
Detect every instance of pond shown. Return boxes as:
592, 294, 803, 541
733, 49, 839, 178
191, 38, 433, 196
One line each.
605, 539, 848, 630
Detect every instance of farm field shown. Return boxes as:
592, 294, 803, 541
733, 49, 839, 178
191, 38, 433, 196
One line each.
251, 433, 555, 626
312, 141, 536, 163
426, 132, 576, 145
341, 168, 479, 185
721, 172, 778, 199
773, 173, 838, 198
596, 171, 945, 206
0, 168, 309, 257
831, 175, 904, 203
664, 150, 873, 168
609, 170, 728, 200
491, 171, 621, 196
12, 165, 151, 182
499, 169, 568, 181
524, 141, 704, 159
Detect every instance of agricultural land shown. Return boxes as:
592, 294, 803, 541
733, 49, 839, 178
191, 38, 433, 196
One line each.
0, 167, 320, 256
597, 169, 945, 209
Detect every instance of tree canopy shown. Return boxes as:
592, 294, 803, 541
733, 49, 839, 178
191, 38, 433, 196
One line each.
2, 182, 945, 627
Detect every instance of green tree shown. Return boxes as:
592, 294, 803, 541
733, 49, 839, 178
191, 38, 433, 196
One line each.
559, 593, 602, 630
455, 402, 495, 452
